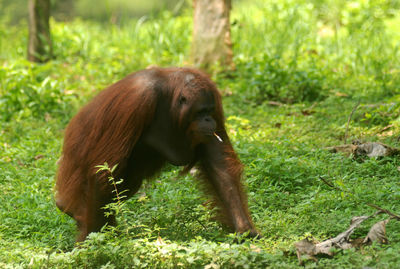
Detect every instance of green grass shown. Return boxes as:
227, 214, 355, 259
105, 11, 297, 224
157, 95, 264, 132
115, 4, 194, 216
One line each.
1, 0, 400, 267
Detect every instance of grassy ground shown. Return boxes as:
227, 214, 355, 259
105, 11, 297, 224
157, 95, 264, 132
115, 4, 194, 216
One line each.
1, 0, 400, 267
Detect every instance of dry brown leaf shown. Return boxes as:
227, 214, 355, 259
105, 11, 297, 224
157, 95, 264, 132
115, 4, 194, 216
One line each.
363, 219, 390, 244
334, 91, 349, 97
294, 212, 394, 264
354, 142, 395, 157
295, 239, 318, 264
295, 238, 316, 256
327, 142, 399, 157
295, 215, 370, 263
34, 154, 44, 160
312, 215, 370, 256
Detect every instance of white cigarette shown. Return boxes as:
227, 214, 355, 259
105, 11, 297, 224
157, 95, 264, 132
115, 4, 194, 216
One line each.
213, 133, 223, 142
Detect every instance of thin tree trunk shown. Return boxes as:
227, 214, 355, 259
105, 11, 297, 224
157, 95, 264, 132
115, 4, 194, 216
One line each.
192, 0, 234, 71
28, 0, 52, 62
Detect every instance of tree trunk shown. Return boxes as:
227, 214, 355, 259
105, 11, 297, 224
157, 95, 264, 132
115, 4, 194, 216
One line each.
28, 0, 52, 62
192, 0, 234, 71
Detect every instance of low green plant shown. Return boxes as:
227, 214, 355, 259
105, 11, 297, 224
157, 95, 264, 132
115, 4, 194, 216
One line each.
235, 55, 327, 103
0, 62, 76, 121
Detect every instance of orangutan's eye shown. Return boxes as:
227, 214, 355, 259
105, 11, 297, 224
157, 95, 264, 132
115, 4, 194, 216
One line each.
179, 96, 187, 105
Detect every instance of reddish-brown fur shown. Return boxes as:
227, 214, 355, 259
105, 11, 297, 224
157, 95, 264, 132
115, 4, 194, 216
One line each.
56, 67, 259, 241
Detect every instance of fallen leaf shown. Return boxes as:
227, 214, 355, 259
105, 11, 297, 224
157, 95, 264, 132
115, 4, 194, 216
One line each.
294, 212, 392, 264
311, 215, 370, 256
327, 142, 399, 157
295, 238, 318, 265
363, 219, 390, 244
295, 238, 316, 256
334, 91, 349, 97
354, 142, 398, 157
34, 154, 44, 160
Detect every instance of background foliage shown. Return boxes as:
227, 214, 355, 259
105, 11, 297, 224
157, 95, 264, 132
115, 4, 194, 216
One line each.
0, 0, 400, 267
